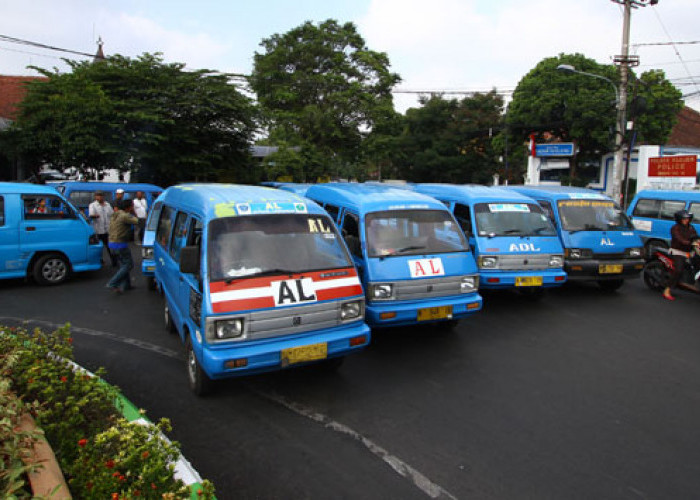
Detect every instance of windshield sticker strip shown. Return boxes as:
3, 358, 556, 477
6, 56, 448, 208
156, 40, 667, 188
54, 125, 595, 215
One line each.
408, 258, 445, 279
567, 193, 607, 200
488, 203, 530, 213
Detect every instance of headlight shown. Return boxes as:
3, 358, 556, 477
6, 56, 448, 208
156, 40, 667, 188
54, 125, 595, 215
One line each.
340, 300, 363, 320
626, 247, 642, 258
565, 248, 592, 260
461, 276, 479, 293
549, 255, 564, 267
141, 247, 154, 259
370, 284, 394, 300
478, 256, 498, 269
214, 318, 244, 340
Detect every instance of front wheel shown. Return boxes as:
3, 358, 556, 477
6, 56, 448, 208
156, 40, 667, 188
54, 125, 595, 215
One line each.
186, 336, 212, 396
643, 261, 669, 291
597, 279, 624, 292
33, 253, 70, 285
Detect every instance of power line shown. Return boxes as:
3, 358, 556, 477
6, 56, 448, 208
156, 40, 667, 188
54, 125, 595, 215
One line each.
650, 8, 700, 93
0, 34, 100, 60
632, 40, 700, 47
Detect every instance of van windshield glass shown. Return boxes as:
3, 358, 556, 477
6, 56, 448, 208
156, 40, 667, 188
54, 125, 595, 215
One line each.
474, 202, 557, 237
208, 214, 352, 281
557, 199, 634, 232
365, 210, 467, 257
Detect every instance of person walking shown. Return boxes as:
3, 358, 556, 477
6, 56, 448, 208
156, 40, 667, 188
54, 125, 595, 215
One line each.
133, 190, 148, 243
88, 191, 117, 267
106, 199, 139, 293
662, 210, 698, 301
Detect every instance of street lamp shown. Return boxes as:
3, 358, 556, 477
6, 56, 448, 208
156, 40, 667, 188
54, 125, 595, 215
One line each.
556, 64, 625, 204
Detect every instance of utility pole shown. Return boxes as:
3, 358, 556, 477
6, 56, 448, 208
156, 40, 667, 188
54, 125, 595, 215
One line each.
610, 0, 657, 204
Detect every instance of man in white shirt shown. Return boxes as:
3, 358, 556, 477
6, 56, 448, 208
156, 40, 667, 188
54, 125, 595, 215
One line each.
88, 191, 117, 267
133, 190, 148, 243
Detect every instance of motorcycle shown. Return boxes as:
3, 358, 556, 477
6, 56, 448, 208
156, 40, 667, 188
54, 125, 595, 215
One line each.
643, 238, 700, 293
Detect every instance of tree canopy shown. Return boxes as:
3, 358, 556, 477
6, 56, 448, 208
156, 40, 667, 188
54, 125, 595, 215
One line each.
8, 53, 258, 186
249, 19, 401, 180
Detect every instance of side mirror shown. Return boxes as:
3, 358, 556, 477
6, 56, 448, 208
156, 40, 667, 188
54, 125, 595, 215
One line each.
179, 246, 200, 274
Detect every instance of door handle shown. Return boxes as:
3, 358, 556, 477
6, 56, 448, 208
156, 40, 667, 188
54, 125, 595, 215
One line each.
25, 227, 36, 231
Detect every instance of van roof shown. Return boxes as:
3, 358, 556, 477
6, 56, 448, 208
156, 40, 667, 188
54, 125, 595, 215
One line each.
507, 185, 612, 202
0, 182, 62, 195
161, 183, 322, 219
632, 189, 700, 201
306, 183, 448, 213
54, 181, 162, 191
413, 183, 537, 204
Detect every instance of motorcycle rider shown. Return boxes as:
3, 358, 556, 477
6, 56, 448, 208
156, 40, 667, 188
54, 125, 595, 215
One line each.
663, 210, 698, 301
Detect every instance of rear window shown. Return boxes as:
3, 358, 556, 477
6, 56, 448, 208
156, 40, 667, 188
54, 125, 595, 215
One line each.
69, 190, 114, 207
659, 200, 686, 220
632, 198, 660, 218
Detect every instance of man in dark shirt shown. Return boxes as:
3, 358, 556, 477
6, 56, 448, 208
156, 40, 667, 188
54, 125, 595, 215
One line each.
663, 210, 698, 300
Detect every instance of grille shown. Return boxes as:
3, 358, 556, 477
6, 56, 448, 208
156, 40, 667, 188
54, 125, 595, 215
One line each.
494, 254, 554, 271
393, 276, 466, 301
245, 300, 350, 340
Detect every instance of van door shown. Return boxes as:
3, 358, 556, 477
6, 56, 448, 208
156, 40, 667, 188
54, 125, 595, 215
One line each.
0, 194, 22, 275
19, 194, 88, 264
154, 205, 177, 307
176, 217, 203, 333
454, 203, 475, 252
340, 211, 363, 272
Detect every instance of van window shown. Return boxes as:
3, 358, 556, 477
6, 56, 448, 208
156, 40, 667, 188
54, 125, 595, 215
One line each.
208, 214, 352, 281
557, 199, 633, 231
0, 196, 4, 226
324, 204, 340, 221
156, 205, 174, 248
169, 211, 190, 262
659, 200, 686, 220
689, 202, 700, 220
69, 190, 112, 208
22, 195, 76, 220
453, 203, 472, 235
365, 210, 468, 257
632, 198, 660, 218
146, 202, 163, 231
474, 203, 557, 237
341, 213, 361, 256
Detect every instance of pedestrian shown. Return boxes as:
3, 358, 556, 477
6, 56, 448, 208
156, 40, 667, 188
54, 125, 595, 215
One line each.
662, 209, 698, 301
106, 199, 139, 293
114, 188, 125, 205
88, 191, 117, 267
133, 190, 148, 243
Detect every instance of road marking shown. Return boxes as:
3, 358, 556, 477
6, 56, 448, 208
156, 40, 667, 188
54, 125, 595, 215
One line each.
1, 316, 458, 500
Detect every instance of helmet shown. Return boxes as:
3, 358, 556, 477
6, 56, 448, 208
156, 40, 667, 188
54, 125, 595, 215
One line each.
674, 210, 694, 223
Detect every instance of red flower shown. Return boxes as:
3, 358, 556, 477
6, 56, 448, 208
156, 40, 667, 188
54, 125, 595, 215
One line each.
28, 378, 34, 384
67, 337, 73, 344
86, 481, 93, 490
112, 471, 121, 478
197, 489, 203, 496
60, 376, 67, 383
78, 438, 87, 448
141, 451, 150, 459
112, 494, 119, 500
105, 459, 115, 469
151, 482, 157, 490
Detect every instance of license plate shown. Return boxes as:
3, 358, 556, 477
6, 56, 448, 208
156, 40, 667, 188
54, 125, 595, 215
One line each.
146, 266, 155, 272
280, 343, 327, 365
417, 306, 453, 321
599, 264, 623, 274
515, 276, 543, 287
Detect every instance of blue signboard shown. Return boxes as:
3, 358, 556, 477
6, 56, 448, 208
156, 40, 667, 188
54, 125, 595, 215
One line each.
535, 143, 575, 157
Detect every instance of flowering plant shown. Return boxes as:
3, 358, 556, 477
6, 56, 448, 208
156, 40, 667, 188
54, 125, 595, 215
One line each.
0, 324, 215, 499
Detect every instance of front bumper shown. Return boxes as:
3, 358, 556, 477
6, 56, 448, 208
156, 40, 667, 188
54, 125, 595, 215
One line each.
366, 293, 483, 327
479, 269, 567, 289
564, 258, 644, 281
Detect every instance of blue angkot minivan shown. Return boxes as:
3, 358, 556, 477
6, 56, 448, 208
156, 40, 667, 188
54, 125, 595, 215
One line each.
411, 184, 566, 295
305, 183, 482, 328
509, 186, 644, 291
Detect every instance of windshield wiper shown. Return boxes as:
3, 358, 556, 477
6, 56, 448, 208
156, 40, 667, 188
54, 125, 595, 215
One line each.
378, 245, 426, 260
225, 268, 297, 284
502, 229, 522, 235
568, 224, 605, 234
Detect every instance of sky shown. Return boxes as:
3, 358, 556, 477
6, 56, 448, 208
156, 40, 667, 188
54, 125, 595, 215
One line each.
2, 0, 700, 113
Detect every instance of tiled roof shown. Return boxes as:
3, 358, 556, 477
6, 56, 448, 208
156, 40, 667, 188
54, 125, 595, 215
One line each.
0, 75, 47, 120
667, 106, 700, 148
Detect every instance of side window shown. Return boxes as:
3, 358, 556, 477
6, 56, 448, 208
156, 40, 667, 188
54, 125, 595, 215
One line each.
537, 200, 555, 222
324, 204, 340, 222
169, 212, 190, 262
185, 218, 203, 277
0, 196, 4, 226
156, 205, 174, 249
453, 203, 472, 235
341, 212, 361, 256
689, 203, 700, 221
632, 199, 661, 218
146, 202, 163, 231
23, 195, 75, 220
659, 200, 686, 220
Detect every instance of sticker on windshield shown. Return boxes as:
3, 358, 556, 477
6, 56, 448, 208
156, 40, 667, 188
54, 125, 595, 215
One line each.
233, 201, 308, 216
408, 258, 445, 278
308, 217, 332, 233
271, 278, 317, 306
567, 193, 607, 200
488, 203, 530, 213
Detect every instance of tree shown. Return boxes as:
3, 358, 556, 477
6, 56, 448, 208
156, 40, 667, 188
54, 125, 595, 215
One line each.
8, 53, 258, 185
505, 53, 683, 181
249, 19, 401, 178
397, 92, 504, 183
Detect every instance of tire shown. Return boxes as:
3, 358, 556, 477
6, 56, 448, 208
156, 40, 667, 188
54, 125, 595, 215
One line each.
164, 301, 176, 333
186, 336, 212, 396
597, 279, 624, 292
147, 277, 157, 291
33, 253, 70, 286
643, 260, 669, 291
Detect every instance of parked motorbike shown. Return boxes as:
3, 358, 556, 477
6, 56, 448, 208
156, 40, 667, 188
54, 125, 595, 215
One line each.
643, 239, 700, 293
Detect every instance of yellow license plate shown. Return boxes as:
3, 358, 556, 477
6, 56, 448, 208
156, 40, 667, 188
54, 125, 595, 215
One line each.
280, 343, 327, 365
146, 266, 155, 272
599, 264, 623, 274
417, 306, 453, 321
515, 276, 543, 287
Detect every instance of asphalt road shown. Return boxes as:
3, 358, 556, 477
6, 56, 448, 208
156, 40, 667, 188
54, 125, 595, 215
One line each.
2, 248, 700, 500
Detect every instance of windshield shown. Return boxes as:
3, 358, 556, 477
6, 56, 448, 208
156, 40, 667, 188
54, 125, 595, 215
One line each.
557, 199, 634, 232
208, 214, 353, 281
474, 202, 557, 237
365, 209, 468, 257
